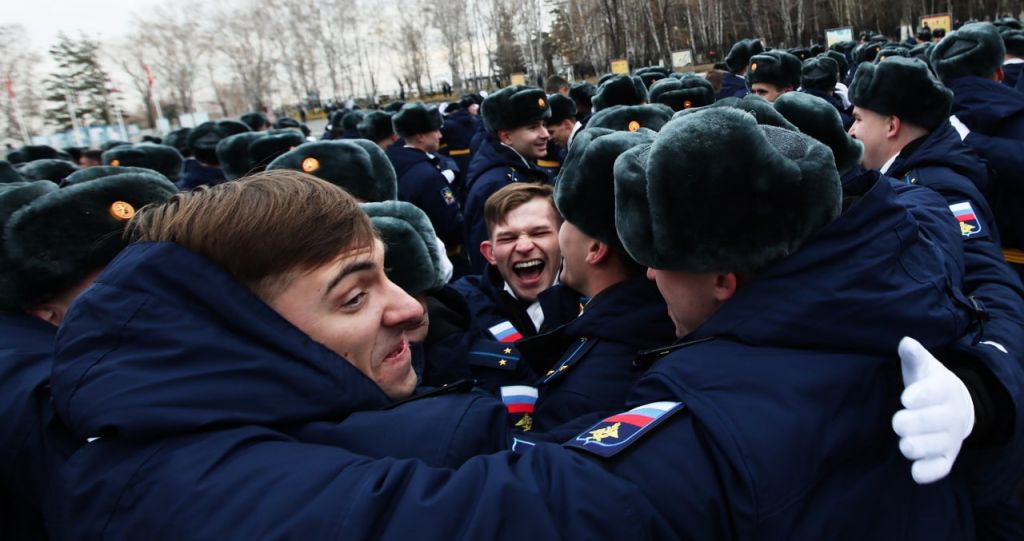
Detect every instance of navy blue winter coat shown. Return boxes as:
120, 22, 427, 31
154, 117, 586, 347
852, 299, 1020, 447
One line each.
386, 145, 466, 253
588, 174, 979, 537
444, 267, 580, 393
44, 173, 998, 540
44, 242, 589, 540
462, 139, 552, 271
716, 72, 748, 100
887, 120, 1024, 366
1003, 62, 1024, 89
515, 276, 675, 431
440, 109, 481, 175
176, 158, 225, 190
0, 312, 80, 539
947, 76, 1024, 268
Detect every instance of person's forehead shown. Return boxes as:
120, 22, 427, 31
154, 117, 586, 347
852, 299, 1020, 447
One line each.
495, 199, 557, 229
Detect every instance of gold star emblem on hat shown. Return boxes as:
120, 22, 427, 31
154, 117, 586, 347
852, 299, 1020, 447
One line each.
109, 201, 135, 221
301, 157, 320, 173
627, 120, 640, 132
683, 100, 693, 109
538, 98, 546, 108
751, 62, 758, 71
110, 159, 120, 167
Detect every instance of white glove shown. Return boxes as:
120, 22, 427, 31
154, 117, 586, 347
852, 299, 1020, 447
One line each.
949, 115, 971, 141
433, 236, 454, 284
891, 336, 975, 484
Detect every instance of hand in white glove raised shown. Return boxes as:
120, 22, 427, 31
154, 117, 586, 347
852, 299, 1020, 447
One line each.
949, 115, 971, 141
891, 336, 975, 484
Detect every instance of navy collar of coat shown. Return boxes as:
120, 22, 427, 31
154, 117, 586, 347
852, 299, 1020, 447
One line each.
947, 75, 1024, 132
887, 119, 989, 191
465, 137, 550, 188
684, 173, 967, 355
50, 242, 393, 441
387, 144, 438, 178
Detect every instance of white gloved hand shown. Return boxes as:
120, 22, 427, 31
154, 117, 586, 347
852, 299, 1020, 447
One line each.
891, 336, 975, 484
949, 115, 971, 141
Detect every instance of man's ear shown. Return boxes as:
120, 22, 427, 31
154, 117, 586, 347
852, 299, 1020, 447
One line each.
587, 239, 610, 265
27, 304, 62, 327
713, 272, 739, 303
480, 240, 497, 265
497, 129, 513, 146
887, 115, 902, 140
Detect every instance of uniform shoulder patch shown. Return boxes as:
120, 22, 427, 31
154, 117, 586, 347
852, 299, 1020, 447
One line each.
501, 385, 537, 431
949, 201, 986, 239
467, 339, 521, 371
564, 401, 685, 458
488, 320, 524, 343
440, 186, 456, 206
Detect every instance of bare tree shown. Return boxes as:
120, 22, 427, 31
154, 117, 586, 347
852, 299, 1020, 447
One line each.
134, 4, 205, 115
0, 24, 43, 141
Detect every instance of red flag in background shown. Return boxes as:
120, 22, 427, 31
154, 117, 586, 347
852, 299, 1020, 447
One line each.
4, 74, 14, 99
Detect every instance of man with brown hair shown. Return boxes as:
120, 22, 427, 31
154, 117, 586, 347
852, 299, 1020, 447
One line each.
444, 182, 578, 392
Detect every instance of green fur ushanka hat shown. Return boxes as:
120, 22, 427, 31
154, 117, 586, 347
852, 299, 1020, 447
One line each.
0, 173, 177, 310
634, 66, 671, 88
555, 127, 653, 249
1002, 29, 1024, 57
481, 85, 551, 135
613, 107, 842, 273
62, 166, 163, 186
875, 44, 910, 63
361, 200, 447, 295
0, 161, 25, 183
773, 92, 863, 175
648, 75, 715, 111
800, 56, 839, 91
6, 145, 65, 164
18, 159, 79, 183
392, 103, 444, 138
745, 51, 802, 90
240, 111, 270, 131
545, 94, 577, 124
357, 111, 396, 142
216, 132, 265, 180
681, 94, 797, 131
849, 57, 952, 131
823, 50, 850, 81
725, 38, 765, 73
248, 129, 305, 172
188, 120, 251, 165
587, 104, 674, 132
932, 22, 1006, 83
592, 75, 649, 112
163, 128, 192, 158
102, 143, 184, 181
268, 139, 397, 202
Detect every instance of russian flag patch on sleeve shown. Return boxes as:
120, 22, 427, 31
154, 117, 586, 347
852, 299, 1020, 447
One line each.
489, 320, 524, 342
949, 201, 985, 239
501, 385, 538, 432
565, 401, 685, 458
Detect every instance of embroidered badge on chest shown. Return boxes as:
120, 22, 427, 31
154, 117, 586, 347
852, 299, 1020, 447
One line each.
440, 186, 456, 206
565, 401, 685, 458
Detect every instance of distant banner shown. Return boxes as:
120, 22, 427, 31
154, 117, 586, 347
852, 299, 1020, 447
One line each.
671, 50, 694, 68
510, 72, 526, 86
610, 59, 630, 74
920, 13, 952, 33
825, 26, 854, 47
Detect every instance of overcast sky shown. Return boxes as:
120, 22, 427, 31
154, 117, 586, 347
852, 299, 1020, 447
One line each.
7, 0, 164, 51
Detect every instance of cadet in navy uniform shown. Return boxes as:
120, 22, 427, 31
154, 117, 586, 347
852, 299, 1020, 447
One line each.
539, 93, 578, 174
439, 94, 483, 177
463, 85, 553, 271
799, 56, 852, 129
717, 38, 762, 99
568, 82, 595, 128
44, 110, 999, 541
357, 110, 401, 151
387, 103, 468, 274
932, 23, 1024, 279
745, 49, 801, 103
848, 56, 1024, 379
0, 172, 176, 539
1000, 28, 1024, 88
177, 120, 251, 189
447, 183, 578, 394
514, 128, 675, 432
